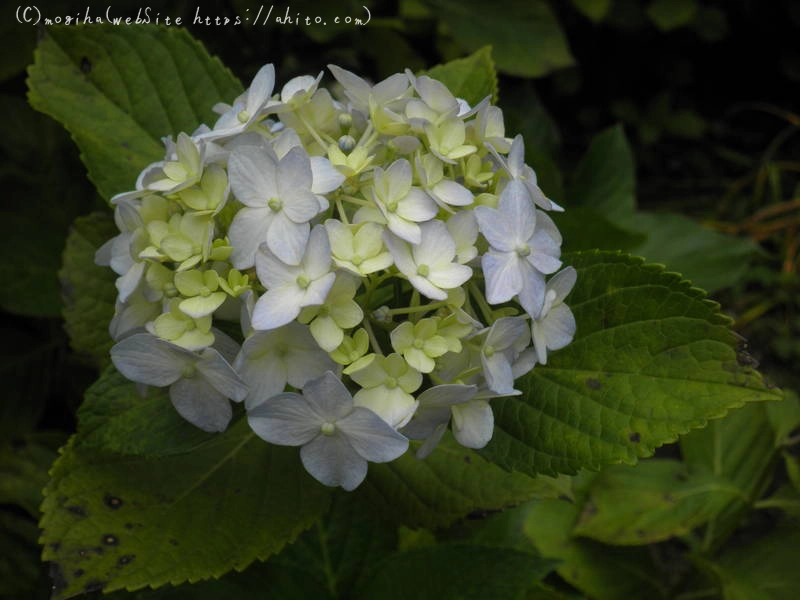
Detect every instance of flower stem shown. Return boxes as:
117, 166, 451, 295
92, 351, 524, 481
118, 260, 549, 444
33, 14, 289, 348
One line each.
469, 282, 495, 325
386, 300, 447, 316
336, 197, 350, 225
362, 317, 383, 355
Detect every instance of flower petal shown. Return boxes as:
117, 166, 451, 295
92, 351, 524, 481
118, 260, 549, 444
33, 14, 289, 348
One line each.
248, 392, 321, 445
111, 333, 191, 386
197, 348, 248, 402
229, 207, 273, 269
337, 406, 409, 462
299, 371, 353, 421
170, 377, 232, 432
451, 400, 494, 449
300, 433, 367, 491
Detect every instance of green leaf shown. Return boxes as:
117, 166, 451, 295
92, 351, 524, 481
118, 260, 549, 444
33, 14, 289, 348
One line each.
680, 403, 781, 548
646, 0, 698, 31
0, 94, 101, 318
75, 368, 215, 457
482, 251, 781, 477
524, 499, 669, 600
265, 494, 398, 598
60, 212, 118, 367
40, 370, 331, 599
502, 80, 561, 156
765, 389, 800, 445
697, 524, 800, 600
0, 433, 62, 517
622, 212, 760, 293
354, 543, 557, 599
552, 207, 646, 253
570, 0, 612, 22
27, 25, 242, 201
423, 0, 574, 78
356, 433, 564, 529
567, 124, 635, 219
424, 46, 497, 105
572, 459, 742, 545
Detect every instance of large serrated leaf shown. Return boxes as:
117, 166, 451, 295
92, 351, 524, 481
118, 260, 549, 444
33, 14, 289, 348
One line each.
424, 46, 497, 105
39, 370, 331, 599
481, 251, 780, 477
523, 498, 670, 600
353, 543, 556, 599
423, 0, 573, 78
27, 25, 242, 201
357, 433, 564, 529
572, 459, 741, 545
567, 124, 635, 219
40, 368, 560, 596
60, 212, 118, 367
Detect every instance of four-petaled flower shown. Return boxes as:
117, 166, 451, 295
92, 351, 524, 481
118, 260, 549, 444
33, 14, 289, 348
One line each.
111, 333, 248, 432
248, 371, 409, 490
474, 180, 562, 317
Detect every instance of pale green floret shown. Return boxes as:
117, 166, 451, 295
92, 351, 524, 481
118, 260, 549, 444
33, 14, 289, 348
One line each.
329, 329, 370, 366
139, 194, 171, 223
435, 313, 475, 353
208, 238, 233, 262
143, 213, 213, 270
174, 269, 227, 318
297, 275, 364, 352
218, 269, 251, 297
179, 165, 228, 213
326, 220, 393, 276
145, 262, 178, 300
425, 118, 477, 163
463, 155, 496, 188
158, 133, 202, 189
151, 298, 214, 350
346, 353, 422, 427
390, 318, 449, 373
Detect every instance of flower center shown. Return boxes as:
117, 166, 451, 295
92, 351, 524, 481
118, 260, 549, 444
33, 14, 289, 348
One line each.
413, 339, 425, 349
484, 345, 495, 357
416, 264, 430, 277
237, 110, 250, 123
516, 244, 531, 257
181, 364, 196, 378
351, 254, 364, 266
296, 274, 310, 289
386, 200, 398, 212
268, 197, 283, 212
385, 376, 398, 389
320, 422, 336, 436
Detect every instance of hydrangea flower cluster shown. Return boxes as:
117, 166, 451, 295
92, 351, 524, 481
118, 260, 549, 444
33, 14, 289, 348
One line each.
99, 63, 577, 490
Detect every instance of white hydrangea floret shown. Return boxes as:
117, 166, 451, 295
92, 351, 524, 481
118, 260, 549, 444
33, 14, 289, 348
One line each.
111, 333, 247, 432
248, 371, 409, 490
475, 180, 562, 317
531, 267, 577, 365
